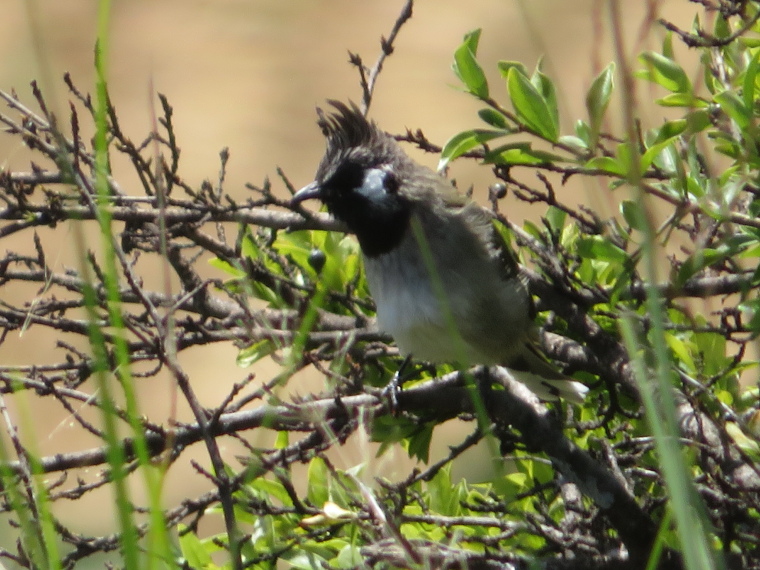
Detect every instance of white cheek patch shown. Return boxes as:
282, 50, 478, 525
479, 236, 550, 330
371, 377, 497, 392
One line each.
355, 168, 388, 201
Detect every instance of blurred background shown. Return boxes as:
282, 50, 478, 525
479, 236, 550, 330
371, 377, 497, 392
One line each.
0, 0, 699, 558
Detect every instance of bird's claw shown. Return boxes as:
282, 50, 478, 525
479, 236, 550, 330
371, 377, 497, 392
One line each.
381, 354, 413, 415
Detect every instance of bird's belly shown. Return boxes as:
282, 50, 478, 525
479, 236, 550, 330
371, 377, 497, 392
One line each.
390, 320, 499, 365
364, 252, 501, 365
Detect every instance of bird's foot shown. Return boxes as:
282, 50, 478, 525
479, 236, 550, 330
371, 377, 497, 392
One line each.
381, 354, 415, 414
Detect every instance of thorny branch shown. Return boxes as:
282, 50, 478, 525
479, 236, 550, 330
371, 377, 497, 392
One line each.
1, 4, 760, 569
350, 0, 414, 115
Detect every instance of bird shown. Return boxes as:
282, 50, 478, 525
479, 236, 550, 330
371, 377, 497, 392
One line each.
291, 101, 588, 404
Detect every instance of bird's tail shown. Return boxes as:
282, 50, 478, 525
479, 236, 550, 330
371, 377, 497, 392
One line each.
506, 341, 589, 405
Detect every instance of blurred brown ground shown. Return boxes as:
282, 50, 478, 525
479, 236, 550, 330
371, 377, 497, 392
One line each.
0, 0, 699, 550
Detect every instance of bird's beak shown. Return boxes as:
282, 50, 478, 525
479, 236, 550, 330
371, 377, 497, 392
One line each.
291, 181, 323, 205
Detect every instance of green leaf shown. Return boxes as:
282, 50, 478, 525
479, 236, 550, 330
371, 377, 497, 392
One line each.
655, 93, 708, 107
523, 220, 543, 240
715, 90, 752, 129
371, 414, 419, 456
728, 422, 760, 460
484, 142, 565, 165
638, 51, 691, 93
585, 155, 625, 176
237, 339, 277, 367
575, 119, 592, 146
251, 477, 294, 507
652, 119, 687, 141
676, 248, 730, 287
286, 551, 328, 570
272, 230, 313, 269
495, 470, 529, 496
641, 137, 679, 173
531, 69, 559, 135
586, 63, 615, 147
696, 330, 730, 377
478, 108, 510, 128
558, 134, 587, 151
275, 430, 289, 450
687, 109, 712, 133
428, 465, 467, 517
577, 235, 628, 264
740, 298, 760, 333
452, 29, 489, 99
544, 206, 567, 234
407, 423, 434, 463
614, 141, 634, 175
507, 67, 559, 141
462, 27, 481, 53
438, 128, 505, 170
178, 524, 216, 569
307, 457, 330, 508
665, 332, 696, 372
714, 12, 731, 39
743, 50, 760, 111
662, 31, 675, 59
209, 257, 245, 278
557, 135, 588, 156
336, 544, 364, 568
497, 60, 529, 79
650, 140, 680, 174
251, 281, 281, 305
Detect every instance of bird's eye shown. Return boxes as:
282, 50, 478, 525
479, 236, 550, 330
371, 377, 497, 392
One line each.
383, 170, 399, 194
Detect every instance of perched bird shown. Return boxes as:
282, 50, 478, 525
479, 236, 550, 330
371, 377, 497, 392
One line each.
292, 101, 588, 403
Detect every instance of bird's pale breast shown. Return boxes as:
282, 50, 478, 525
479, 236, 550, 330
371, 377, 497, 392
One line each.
363, 226, 530, 366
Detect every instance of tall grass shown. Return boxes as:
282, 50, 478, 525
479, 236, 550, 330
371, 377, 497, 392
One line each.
610, 3, 722, 568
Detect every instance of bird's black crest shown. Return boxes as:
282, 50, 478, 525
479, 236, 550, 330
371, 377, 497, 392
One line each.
315, 101, 400, 173
317, 101, 375, 150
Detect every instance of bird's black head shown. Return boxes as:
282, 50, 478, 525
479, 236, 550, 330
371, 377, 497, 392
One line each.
292, 101, 413, 257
